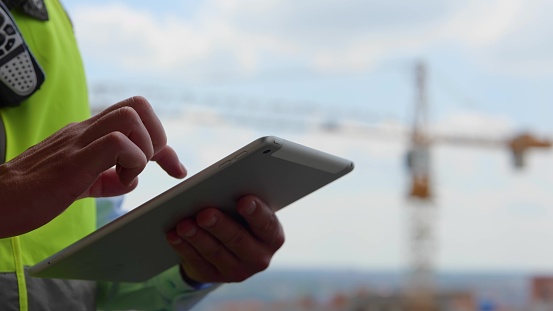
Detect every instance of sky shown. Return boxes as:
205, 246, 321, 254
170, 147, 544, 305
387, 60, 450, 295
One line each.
63, 0, 553, 273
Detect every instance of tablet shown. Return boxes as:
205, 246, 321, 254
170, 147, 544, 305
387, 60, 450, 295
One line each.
29, 136, 354, 282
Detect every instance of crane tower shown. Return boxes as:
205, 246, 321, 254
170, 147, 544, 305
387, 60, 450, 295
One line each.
405, 62, 436, 311
403, 62, 552, 311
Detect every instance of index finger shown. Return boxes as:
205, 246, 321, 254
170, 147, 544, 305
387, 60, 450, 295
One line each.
89, 96, 168, 155
152, 145, 187, 179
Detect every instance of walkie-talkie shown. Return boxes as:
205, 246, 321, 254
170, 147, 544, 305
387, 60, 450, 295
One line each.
0, 1, 45, 107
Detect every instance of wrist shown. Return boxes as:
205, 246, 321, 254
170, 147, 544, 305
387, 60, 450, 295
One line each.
179, 264, 211, 290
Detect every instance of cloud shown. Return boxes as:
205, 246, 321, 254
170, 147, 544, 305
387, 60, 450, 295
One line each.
72, 4, 218, 75
72, 0, 553, 81
441, 0, 524, 47
474, 0, 553, 75
75, 0, 553, 270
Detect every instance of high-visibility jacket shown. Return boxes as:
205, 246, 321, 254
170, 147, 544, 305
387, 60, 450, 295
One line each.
0, 1, 214, 310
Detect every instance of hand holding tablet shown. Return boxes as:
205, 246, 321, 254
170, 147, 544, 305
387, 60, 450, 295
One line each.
30, 136, 354, 282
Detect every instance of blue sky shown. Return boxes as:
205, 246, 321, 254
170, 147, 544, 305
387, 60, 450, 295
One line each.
64, 0, 553, 272
65, 0, 553, 131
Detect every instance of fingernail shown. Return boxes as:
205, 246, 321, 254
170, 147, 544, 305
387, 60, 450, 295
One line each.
168, 235, 183, 245
179, 163, 187, 176
201, 215, 217, 228
128, 177, 138, 187
179, 223, 197, 238
243, 199, 257, 215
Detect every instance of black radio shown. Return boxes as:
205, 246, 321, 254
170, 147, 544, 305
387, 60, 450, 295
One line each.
0, 0, 45, 107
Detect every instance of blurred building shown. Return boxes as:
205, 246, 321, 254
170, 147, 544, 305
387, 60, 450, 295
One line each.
528, 277, 553, 311
207, 289, 476, 311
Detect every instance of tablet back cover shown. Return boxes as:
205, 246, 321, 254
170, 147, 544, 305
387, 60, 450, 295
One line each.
30, 136, 353, 282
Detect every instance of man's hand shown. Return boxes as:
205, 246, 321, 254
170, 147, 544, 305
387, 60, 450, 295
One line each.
166, 195, 285, 284
0, 96, 186, 238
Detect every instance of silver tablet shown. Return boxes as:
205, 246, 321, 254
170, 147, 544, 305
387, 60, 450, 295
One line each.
30, 136, 354, 282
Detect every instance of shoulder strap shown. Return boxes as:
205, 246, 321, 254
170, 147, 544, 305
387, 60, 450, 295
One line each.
1, 0, 25, 10
2, 0, 48, 21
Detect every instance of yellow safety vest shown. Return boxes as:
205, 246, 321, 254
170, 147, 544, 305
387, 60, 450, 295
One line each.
0, 1, 96, 309
0, 2, 215, 310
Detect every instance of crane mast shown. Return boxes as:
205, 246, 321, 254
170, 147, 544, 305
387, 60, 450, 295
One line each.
403, 62, 552, 311
405, 62, 436, 311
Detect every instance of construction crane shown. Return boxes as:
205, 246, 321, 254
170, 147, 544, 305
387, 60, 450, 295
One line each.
404, 62, 436, 311
404, 61, 552, 311
89, 64, 552, 311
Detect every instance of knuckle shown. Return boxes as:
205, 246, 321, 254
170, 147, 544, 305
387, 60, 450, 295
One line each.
273, 231, 285, 249
117, 106, 141, 123
225, 230, 246, 248
58, 122, 82, 144
251, 255, 271, 272
127, 96, 154, 116
64, 121, 79, 129
256, 255, 271, 272
206, 244, 226, 260
60, 122, 82, 137
130, 96, 151, 109
257, 214, 284, 243
260, 214, 278, 233
180, 245, 198, 258
104, 131, 127, 147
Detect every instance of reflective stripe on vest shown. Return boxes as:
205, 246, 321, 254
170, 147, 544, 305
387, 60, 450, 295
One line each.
0, 269, 96, 311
